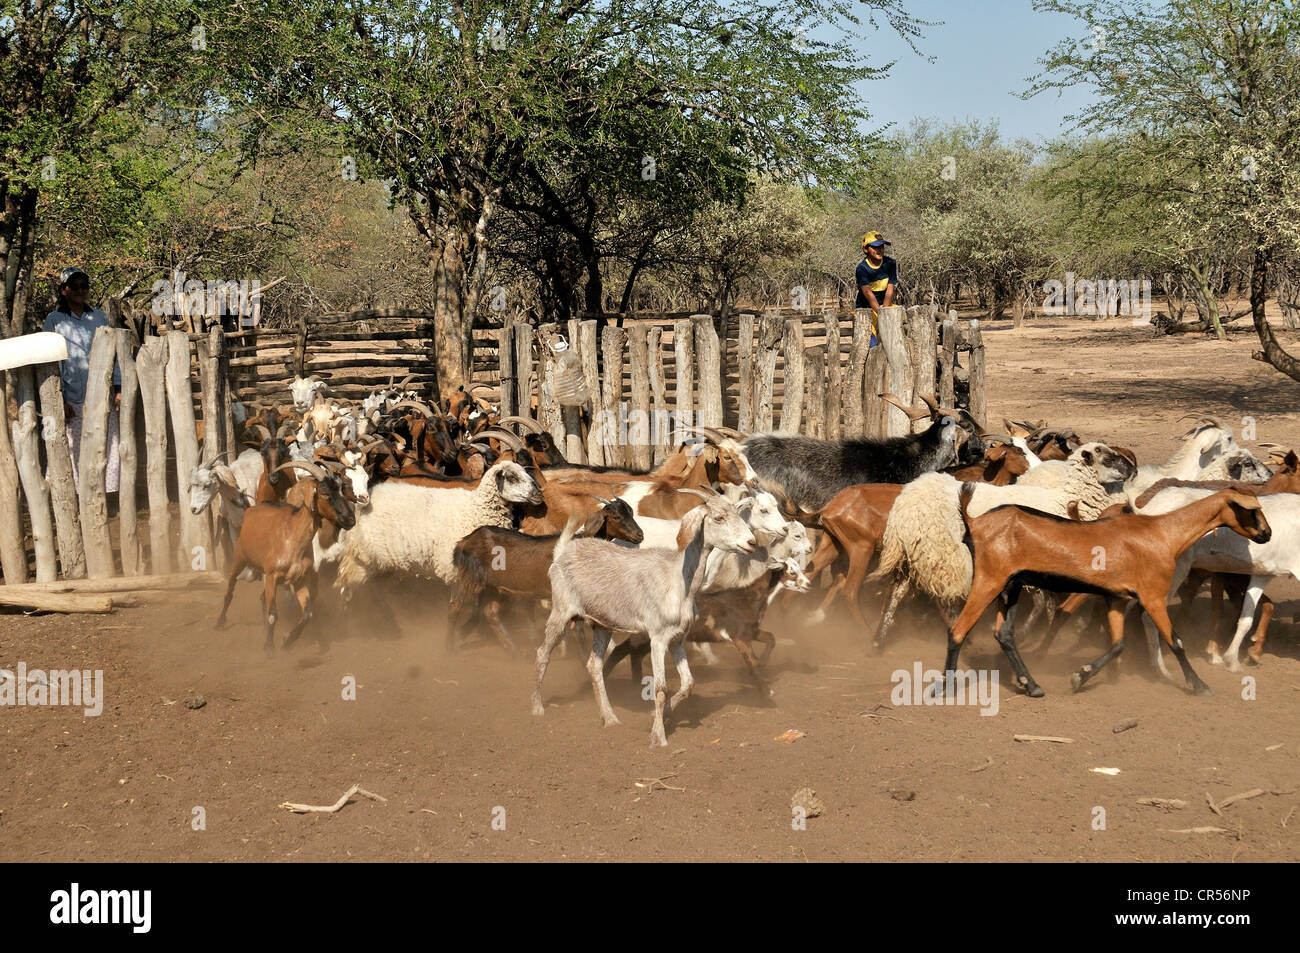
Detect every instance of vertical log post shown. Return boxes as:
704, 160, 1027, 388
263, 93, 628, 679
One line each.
628, 325, 652, 470
939, 313, 957, 408
968, 318, 987, 429
214, 325, 235, 461
908, 305, 938, 432
77, 329, 117, 578
877, 305, 912, 437
737, 313, 755, 432
824, 311, 843, 441
513, 323, 534, 421
672, 319, 694, 442
579, 319, 603, 466
804, 346, 826, 439
13, 366, 57, 580
497, 316, 516, 419
36, 363, 86, 578
165, 330, 210, 569
113, 330, 142, 576
0, 373, 27, 583
692, 314, 722, 428
134, 336, 172, 573
536, 323, 564, 448
754, 311, 782, 433
563, 318, 586, 464
863, 337, 888, 437
777, 318, 804, 434
648, 326, 668, 464
843, 310, 872, 435
600, 325, 627, 467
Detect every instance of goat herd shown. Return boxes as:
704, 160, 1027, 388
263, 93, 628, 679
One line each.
194, 374, 1297, 746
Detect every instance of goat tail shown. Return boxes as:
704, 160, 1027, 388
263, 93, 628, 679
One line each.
869, 472, 972, 606
553, 513, 583, 562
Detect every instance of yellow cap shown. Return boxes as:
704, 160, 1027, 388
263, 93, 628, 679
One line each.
862, 231, 891, 248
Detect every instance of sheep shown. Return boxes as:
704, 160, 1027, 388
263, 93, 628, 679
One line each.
944, 489, 1271, 697
742, 395, 961, 511
447, 498, 645, 652
336, 459, 543, 594
215, 461, 358, 652
532, 494, 756, 748
869, 443, 1137, 649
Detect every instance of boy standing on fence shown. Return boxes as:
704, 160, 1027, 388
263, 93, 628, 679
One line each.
43, 267, 121, 494
854, 231, 897, 346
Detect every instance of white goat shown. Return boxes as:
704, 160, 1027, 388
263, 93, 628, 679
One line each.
189, 448, 265, 535
533, 495, 756, 748
336, 460, 542, 592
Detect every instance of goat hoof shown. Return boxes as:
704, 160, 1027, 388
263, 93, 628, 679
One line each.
1069, 672, 1085, 693
1208, 653, 1224, 666
214, 617, 227, 631
600, 715, 622, 728
530, 701, 546, 717
1025, 684, 1045, 698
1191, 683, 1213, 697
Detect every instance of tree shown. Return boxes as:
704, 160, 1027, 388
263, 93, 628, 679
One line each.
1027, 0, 1300, 372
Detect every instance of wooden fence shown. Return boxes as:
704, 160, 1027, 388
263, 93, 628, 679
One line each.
0, 303, 984, 587
485, 304, 986, 467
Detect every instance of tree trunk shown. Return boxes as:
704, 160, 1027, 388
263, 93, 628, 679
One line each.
114, 330, 142, 575
78, 329, 118, 578
1249, 243, 1300, 382
1187, 260, 1226, 340
165, 330, 209, 568
134, 336, 172, 573
0, 372, 27, 583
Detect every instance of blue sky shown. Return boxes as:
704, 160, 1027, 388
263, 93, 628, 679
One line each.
851, 0, 1097, 145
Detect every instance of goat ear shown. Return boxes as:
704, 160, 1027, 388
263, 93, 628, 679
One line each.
1286, 450, 1299, 471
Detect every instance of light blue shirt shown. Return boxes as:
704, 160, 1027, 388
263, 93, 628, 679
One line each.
42, 307, 119, 406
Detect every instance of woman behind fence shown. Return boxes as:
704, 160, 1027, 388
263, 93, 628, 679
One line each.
43, 267, 121, 496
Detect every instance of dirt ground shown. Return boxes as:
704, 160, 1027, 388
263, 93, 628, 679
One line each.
3, 314, 1298, 862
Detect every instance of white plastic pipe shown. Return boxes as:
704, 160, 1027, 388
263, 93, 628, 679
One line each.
0, 332, 69, 372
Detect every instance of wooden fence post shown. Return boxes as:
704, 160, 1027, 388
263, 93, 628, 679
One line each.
36, 363, 85, 578
579, 319, 603, 466
0, 372, 28, 583
877, 305, 912, 437
215, 325, 235, 460
78, 328, 118, 578
673, 319, 693, 440
13, 366, 57, 580
563, 318, 586, 464
165, 330, 210, 569
804, 346, 826, 439
737, 313, 755, 432
134, 336, 172, 573
113, 331, 142, 576
907, 304, 938, 431
939, 313, 957, 407
536, 323, 564, 448
968, 318, 987, 429
196, 329, 225, 564
497, 317, 516, 419
844, 309, 872, 435
648, 326, 668, 464
628, 325, 652, 470
824, 311, 843, 441
513, 323, 534, 420
754, 311, 782, 433
692, 314, 722, 428
600, 325, 627, 467
777, 318, 804, 434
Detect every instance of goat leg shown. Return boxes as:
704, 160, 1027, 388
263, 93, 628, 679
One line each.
262, 574, 279, 653
1071, 598, 1127, 692
874, 573, 912, 652
584, 628, 621, 728
992, 584, 1044, 697
283, 575, 315, 648
668, 639, 696, 712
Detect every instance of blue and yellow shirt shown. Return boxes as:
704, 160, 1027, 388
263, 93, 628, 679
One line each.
854, 255, 897, 345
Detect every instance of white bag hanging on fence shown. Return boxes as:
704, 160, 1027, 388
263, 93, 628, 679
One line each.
550, 337, 590, 406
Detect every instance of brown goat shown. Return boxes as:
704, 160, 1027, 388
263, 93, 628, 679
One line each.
216, 462, 357, 652
946, 489, 1272, 697
447, 498, 644, 652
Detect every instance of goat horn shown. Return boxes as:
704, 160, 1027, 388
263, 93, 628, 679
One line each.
272, 460, 328, 481
477, 428, 525, 452
250, 423, 272, 442
391, 400, 435, 418
678, 488, 715, 501
715, 426, 746, 440
469, 443, 492, 454
879, 393, 931, 422
469, 383, 494, 397
496, 415, 546, 434
679, 424, 728, 444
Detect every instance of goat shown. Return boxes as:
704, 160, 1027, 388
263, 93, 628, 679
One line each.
336, 460, 543, 593
215, 461, 358, 651
944, 489, 1271, 698
742, 395, 960, 511
448, 498, 645, 653
532, 494, 756, 747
